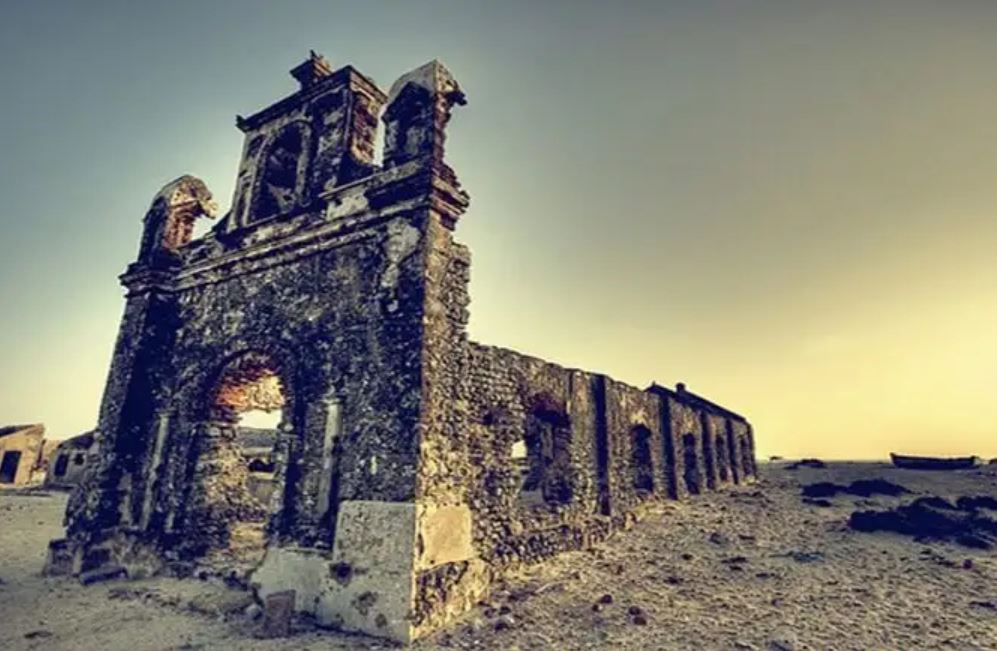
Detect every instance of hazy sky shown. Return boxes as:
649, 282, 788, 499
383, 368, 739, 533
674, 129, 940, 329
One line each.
1, 1, 996, 459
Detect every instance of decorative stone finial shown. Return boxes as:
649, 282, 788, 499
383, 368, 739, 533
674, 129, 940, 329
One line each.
137, 175, 217, 263
385, 59, 465, 108
382, 59, 465, 172
290, 50, 334, 89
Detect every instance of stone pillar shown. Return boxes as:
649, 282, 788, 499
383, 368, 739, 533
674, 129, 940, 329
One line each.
725, 418, 742, 485
700, 412, 718, 491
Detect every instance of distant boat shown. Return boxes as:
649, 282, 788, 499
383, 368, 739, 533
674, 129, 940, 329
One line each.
890, 453, 982, 470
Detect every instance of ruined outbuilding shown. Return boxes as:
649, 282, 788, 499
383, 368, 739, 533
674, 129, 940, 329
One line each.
44, 431, 95, 489
0, 424, 46, 485
48, 53, 757, 642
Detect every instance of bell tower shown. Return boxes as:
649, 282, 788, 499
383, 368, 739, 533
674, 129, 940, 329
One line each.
221, 51, 386, 231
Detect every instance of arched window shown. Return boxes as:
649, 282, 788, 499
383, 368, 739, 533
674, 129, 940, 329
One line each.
630, 425, 654, 495
255, 124, 309, 221
517, 399, 573, 506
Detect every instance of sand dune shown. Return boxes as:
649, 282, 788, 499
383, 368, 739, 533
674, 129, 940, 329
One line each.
1, 462, 994, 650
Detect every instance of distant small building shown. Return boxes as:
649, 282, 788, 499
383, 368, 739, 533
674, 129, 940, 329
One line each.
0, 424, 45, 486
45, 432, 95, 489
237, 427, 277, 504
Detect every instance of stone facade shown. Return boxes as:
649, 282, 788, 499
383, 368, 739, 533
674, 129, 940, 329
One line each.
47, 52, 756, 643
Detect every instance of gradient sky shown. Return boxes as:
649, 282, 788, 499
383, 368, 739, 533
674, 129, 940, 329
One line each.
1, 1, 995, 459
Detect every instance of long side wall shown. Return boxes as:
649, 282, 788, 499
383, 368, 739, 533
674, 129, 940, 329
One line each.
454, 344, 756, 575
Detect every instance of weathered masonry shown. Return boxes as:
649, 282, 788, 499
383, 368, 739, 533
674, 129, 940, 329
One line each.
47, 52, 756, 643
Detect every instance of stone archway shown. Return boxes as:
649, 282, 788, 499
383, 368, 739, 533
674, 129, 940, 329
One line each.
188, 350, 292, 568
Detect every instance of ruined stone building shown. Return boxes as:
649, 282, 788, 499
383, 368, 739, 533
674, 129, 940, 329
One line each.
47, 53, 756, 643
0, 423, 46, 485
45, 431, 95, 489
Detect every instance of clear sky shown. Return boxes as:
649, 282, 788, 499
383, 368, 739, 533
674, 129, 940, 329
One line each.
1, 1, 995, 459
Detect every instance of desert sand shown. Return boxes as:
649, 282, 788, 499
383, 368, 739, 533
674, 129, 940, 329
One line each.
1, 462, 994, 650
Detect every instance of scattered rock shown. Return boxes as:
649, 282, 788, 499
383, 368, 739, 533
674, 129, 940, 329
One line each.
627, 605, 644, 616
801, 483, 840, 499
956, 495, 997, 511
962, 559, 974, 570
24, 630, 53, 640
680, 552, 694, 561
786, 458, 826, 470
955, 534, 992, 550
187, 590, 254, 618
631, 613, 648, 626
79, 565, 126, 585
709, 531, 730, 546
244, 603, 263, 620
107, 586, 143, 600
597, 593, 614, 605
849, 498, 997, 549
769, 634, 796, 651
494, 615, 515, 631
802, 498, 833, 508
802, 479, 909, 500
911, 496, 957, 510
848, 479, 909, 497
969, 600, 996, 611
779, 550, 823, 563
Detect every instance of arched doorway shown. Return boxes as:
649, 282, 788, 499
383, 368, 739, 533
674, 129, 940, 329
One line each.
191, 351, 290, 568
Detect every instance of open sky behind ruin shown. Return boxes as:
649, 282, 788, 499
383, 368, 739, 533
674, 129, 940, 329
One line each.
1, 1, 996, 459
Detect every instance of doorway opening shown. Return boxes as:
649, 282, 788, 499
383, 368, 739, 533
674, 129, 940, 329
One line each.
199, 352, 288, 569
0, 451, 21, 483
517, 404, 573, 507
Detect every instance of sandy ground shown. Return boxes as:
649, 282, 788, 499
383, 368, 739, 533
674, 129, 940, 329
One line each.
1, 463, 995, 650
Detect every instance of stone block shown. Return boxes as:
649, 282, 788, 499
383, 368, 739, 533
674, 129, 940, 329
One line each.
262, 590, 295, 638
314, 500, 417, 643
416, 503, 474, 570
